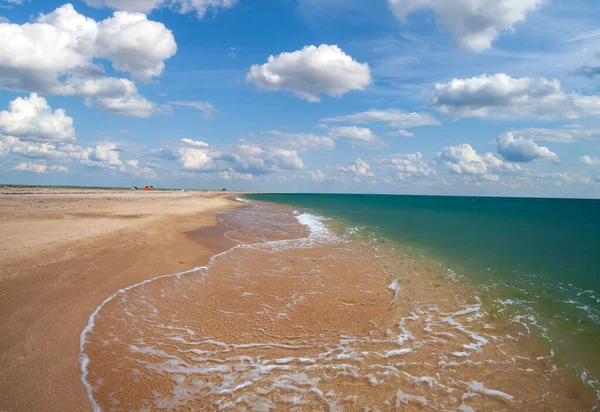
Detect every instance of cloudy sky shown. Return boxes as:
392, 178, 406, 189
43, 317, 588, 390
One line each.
0, 0, 599, 197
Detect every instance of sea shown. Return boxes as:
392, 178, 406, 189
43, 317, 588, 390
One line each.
248, 194, 600, 399
80, 193, 600, 410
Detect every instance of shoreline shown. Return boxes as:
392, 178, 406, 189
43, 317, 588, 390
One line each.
0, 188, 240, 411
82, 198, 597, 410
2, 191, 597, 410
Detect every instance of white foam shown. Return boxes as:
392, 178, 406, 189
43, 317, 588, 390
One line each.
79, 243, 244, 411
388, 280, 401, 305
383, 348, 412, 358
395, 389, 428, 406
464, 381, 514, 402
295, 212, 329, 237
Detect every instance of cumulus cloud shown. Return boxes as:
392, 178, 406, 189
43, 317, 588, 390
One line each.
169, 100, 217, 119
177, 147, 216, 171
0, 93, 75, 142
80, 143, 124, 169
56, 77, 160, 118
496, 132, 558, 162
328, 126, 386, 149
1, 136, 81, 160
376, 152, 436, 180
0, 94, 153, 177
337, 158, 374, 177
175, 140, 305, 174
508, 125, 600, 143
1, 136, 154, 177
581, 155, 600, 166
436, 143, 521, 181
322, 109, 439, 128
1, 136, 146, 178
124, 160, 157, 179
387, 0, 544, 52
430, 73, 600, 119
84, 0, 237, 18
246, 44, 371, 102
308, 170, 326, 182
0, 4, 175, 116
234, 144, 304, 172
13, 162, 68, 173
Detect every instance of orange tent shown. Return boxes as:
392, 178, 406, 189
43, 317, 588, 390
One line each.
144, 185, 154, 190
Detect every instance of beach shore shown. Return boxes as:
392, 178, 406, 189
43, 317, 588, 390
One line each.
0, 187, 239, 411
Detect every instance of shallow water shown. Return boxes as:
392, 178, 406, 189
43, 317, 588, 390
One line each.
249, 193, 600, 400
80, 199, 597, 410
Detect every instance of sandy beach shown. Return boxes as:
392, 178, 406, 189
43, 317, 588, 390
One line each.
0, 187, 239, 411
1, 189, 596, 411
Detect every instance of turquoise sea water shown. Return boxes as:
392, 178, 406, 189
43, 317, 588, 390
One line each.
247, 193, 600, 382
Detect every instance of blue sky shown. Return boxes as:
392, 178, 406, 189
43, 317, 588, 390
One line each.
0, 0, 599, 197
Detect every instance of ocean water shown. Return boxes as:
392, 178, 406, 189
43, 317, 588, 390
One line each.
247, 194, 600, 386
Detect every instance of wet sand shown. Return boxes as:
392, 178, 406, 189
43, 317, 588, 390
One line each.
0, 188, 239, 411
82, 200, 596, 410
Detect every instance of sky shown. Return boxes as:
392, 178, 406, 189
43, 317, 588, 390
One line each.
0, 0, 599, 197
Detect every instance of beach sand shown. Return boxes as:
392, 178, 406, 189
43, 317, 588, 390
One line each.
1, 189, 595, 411
0, 188, 239, 411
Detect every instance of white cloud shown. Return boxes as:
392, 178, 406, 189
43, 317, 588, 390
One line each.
387, 0, 544, 52
81, 143, 124, 168
234, 144, 304, 172
508, 125, 600, 143
431, 73, 600, 119
337, 158, 374, 177
308, 170, 326, 182
581, 155, 600, 166
537, 172, 593, 186
96, 92, 160, 118
13, 162, 47, 173
266, 131, 335, 151
322, 109, 439, 128
246, 44, 371, 102
436, 143, 521, 181
51, 165, 69, 173
0, 4, 175, 116
93, 11, 177, 82
376, 152, 436, 180
217, 169, 254, 181
387, 130, 414, 137
1, 136, 82, 159
177, 147, 216, 171
328, 126, 386, 149
169, 100, 217, 119
12, 162, 68, 173
84, 0, 237, 18
496, 132, 558, 162
0, 93, 75, 142
569, 30, 600, 43
57, 77, 159, 118
124, 159, 157, 178
181, 138, 209, 147
175, 140, 305, 174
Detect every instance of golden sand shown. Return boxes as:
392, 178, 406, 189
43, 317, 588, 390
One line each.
0, 188, 238, 411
